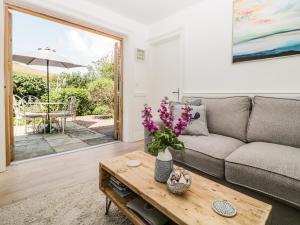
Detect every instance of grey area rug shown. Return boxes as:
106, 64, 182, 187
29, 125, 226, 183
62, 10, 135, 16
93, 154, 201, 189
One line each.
0, 180, 132, 225
1, 178, 299, 225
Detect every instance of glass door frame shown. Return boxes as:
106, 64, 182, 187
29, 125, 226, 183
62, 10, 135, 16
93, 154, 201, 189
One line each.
4, 3, 124, 165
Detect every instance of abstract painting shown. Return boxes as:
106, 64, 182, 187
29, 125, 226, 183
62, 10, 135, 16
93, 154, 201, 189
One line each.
233, 0, 300, 63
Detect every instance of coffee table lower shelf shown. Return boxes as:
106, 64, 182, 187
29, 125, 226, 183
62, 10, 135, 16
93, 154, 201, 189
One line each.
101, 187, 146, 224
100, 166, 175, 225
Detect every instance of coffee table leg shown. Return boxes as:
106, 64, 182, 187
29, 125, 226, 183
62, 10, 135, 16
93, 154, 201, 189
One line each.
105, 196, 112, 215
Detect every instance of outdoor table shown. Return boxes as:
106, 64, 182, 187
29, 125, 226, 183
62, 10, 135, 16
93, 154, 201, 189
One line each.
38, 102, 66, 105
27, 102, 67, 133
42, 102, 67, 133
24, 112, 47, 134
48, 111, 69, 134
37, 102, 67, 106
27, 101, 66, 107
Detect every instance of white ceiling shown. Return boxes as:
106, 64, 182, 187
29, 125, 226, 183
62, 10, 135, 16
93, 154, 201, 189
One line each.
86, 0, 201, 25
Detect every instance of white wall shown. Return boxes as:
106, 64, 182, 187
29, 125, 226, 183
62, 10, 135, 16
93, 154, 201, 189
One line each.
148, 0, 300, 97
0, 0, 149, 171
0, 0, 6, 172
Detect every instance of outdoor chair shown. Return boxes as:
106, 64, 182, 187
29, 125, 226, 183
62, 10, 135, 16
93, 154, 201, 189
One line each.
22, 96, 47, 134
64, 96, 77, 121
13, 95, 26, 129
49, 96, 77, 133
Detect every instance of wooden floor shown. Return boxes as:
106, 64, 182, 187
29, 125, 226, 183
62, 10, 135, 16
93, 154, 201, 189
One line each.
0, 141, 143, 207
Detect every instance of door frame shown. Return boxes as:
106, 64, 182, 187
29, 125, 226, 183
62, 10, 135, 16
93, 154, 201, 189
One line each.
4, 3, 124, 165
4, 4, 13, 165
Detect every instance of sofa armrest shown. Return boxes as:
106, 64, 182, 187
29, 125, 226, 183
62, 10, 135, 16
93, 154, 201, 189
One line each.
144, 120, 164, 153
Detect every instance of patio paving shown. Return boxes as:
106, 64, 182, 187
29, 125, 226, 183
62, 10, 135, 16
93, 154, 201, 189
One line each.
14, 119, 115, 161
15, 140, 55, 161
67, 129, 105, 140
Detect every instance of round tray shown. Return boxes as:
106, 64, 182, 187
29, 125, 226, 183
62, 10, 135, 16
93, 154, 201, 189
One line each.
212, 200, 237, 217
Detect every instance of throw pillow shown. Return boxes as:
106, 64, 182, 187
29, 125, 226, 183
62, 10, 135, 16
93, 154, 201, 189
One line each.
172, 104, 209, 136
170, 98, 201, 106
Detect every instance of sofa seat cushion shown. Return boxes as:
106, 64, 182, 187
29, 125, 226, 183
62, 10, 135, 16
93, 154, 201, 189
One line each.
171, 134, 244, 179
225, 142, 300, 208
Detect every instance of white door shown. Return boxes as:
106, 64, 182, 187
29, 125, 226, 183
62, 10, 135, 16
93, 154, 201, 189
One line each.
149, 35, 182, 106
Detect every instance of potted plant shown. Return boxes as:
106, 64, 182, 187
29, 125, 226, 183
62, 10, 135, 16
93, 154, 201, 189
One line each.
142, 97, 192, 183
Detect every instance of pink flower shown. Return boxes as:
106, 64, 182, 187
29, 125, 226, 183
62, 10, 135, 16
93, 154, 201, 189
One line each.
172, 105, 192, 137
142, 105, 159, 134
158, 97, 174, 129
142, 98, 192, 137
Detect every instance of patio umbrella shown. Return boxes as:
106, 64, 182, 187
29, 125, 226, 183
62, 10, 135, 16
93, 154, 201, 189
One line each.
13, 47, 85, 114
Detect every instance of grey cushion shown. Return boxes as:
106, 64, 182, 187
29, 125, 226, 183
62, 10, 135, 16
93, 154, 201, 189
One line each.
170, 134, 244, 178
173, 104, 209, 136
200, 97, 251, 142
225, 142, 300, 208
247, 96, 300, 148
170, 99, 201, 106
181, 97, 201, 106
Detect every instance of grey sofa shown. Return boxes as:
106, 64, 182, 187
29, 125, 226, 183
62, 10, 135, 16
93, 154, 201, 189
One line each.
144, 96, 300, 209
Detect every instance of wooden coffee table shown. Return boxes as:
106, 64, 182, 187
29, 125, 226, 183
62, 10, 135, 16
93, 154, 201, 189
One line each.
99, 151, 272, 225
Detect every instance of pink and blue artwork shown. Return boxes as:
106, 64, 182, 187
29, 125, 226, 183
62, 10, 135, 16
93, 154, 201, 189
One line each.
233, 0, 300, 63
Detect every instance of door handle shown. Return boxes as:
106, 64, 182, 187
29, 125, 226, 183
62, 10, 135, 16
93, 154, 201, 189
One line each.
172, 88, 180, 101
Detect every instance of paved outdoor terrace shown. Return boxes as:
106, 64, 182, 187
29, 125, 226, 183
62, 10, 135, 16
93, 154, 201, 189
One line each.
14, 117, 115, 161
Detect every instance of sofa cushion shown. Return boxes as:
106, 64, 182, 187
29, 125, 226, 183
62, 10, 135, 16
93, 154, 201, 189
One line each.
247, 96, 300, 148
170, 134, 244, 178
170, 99, 201, 106
181, 97, 201, 106
225, 142, 300, 208
173, 104, 209, 136
200, 97, 251, 142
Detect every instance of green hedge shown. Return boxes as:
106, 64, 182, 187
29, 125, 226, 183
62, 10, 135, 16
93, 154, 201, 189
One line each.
93, 104, 111, 116
13, 72, 47, 98
43, 88, 91, 116
55, 72, 91, 89
88, 78, 114, 112
13, 72, 114, 117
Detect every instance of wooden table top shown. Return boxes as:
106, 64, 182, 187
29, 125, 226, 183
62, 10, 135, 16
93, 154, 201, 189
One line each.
99, 151, 272, 225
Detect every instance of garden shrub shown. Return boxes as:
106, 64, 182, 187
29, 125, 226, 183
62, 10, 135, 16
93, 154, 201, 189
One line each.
87, 53, 114, 80
13, 72, 47, 98
88, 78, 114, 111
93, 104, 112, 116
55, 72, 91, 89
13, 55, 115, 117
42, 88, 91, 116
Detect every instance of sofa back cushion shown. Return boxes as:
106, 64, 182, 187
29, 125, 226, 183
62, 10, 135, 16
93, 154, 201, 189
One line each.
200, 97, 251, 141
247, 96, 300, 148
